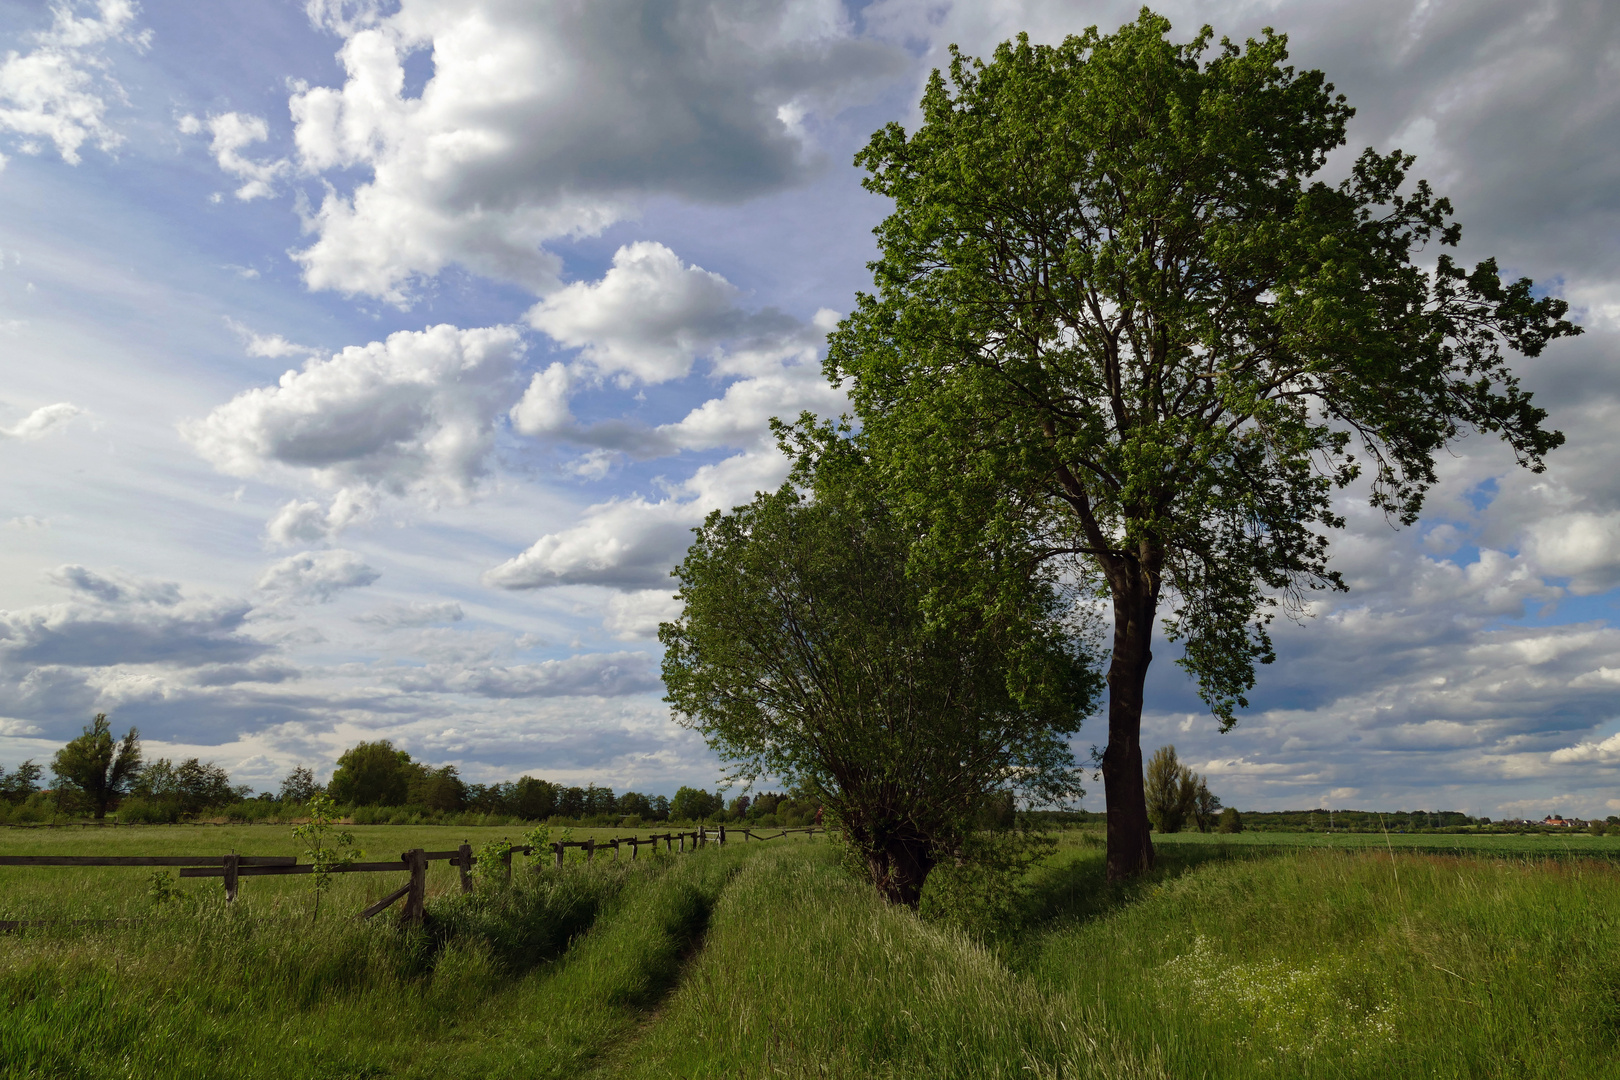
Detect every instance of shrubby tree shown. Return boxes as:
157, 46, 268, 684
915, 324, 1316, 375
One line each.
1217, 806, 1243, 834
556, 785, 586, 819
131, 757, 242, 817
618, 791, 654, 819
0, 760, 42, 804
512, 776, 559, 819
408, 764, 467, 811
1193, 779, 1223, 833
828, 11, 1579, 879
583, 784, 617, 818
1145, 745, 1202, 834
669, 786, 722, 823
52, 714, 142, 819
661, 434, 1099, 906
327, 740, 415, 806
278, 766, 322, 804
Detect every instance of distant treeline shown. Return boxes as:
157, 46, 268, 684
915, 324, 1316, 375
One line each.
0, 727, 820, 828
1022, 809, 1620, 834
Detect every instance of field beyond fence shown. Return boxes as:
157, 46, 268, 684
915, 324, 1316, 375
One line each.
5, 826, 1620, 1079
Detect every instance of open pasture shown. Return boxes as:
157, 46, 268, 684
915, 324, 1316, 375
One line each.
3, 831, 1619, 1078
0, 823, 789, 920
1153, 828, 1620, 856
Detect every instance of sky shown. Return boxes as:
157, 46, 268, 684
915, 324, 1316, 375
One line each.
0, 0, 1616, 818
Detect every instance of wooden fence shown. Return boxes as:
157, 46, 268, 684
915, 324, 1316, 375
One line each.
0, 826, 824, 928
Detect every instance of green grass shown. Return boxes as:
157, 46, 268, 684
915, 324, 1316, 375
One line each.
4, 826, 1620, 1078
1155, 828, 1620, 855
0, 823, 687, 919
1016, 838, 1620, 1078
0, 841, 752, 1078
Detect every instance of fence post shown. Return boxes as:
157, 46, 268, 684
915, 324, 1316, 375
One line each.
554, 841, 563, 869
223, 854, 239, 903
400, 849, 427, 927
501, 845, 513, 886
586, 838, 595, 864
678, 833, 685, 853
718, 825, 725, 846
457, 842, 473, 893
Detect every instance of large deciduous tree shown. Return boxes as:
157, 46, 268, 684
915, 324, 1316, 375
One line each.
828, 11, 1579, 880
51, 713, 142, 819
327, 740, 415, 807
660, 434, 1099, 906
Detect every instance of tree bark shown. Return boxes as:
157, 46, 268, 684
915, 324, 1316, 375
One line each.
855, 824, 936, 908
1101, 552, 1159, 882
871, 834, 936, 907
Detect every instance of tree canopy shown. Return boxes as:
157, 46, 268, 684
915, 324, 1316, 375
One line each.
827, 10, 1579, 879
326, 740, 416, 807
130, 757, 244, 817
51, 713, 142, 819
660, 432, 1099, 905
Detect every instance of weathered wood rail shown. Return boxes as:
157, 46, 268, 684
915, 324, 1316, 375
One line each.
0, 826, 826, 927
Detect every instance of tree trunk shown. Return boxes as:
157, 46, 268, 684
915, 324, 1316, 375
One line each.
866, 832, 936, 908
1101, 554, 1159, 882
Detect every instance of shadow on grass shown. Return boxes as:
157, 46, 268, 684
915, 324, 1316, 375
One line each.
1010, 836, 1284, 943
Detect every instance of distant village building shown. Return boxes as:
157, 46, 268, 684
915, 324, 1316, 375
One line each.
1541, 815, 1585, 828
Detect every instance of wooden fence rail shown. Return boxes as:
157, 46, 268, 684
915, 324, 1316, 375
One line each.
0, 826, 828, 927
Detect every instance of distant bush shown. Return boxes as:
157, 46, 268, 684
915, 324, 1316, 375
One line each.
1217, 807, 1243, 834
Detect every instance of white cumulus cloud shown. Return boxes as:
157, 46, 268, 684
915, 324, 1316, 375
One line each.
285, 0, 903, 303
526, 241, 748, 385
603, 589, 683, 641
0, 0, 147, 164
256, 549, 381, 603
180, 112, 290, 201
1, 402, 81, 439
1521, 511, 1620, 596
185, 324, 525, 528
223, 318, 320, 359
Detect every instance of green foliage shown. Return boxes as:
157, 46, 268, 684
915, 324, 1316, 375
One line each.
291, 792, 362, 919
471, 839, 512, 890
1218, 806, 1244, 834
408, 764, 467, 811
7, 828, 1620, 1078
1146, 745, 1215, 834
50, 714, 142, 819
0, 760, 42, 804
277, 765, 321, 803
326, 740, 415, 807
512, 775, 559, 819
128, 757, 244, 819
521, 824, 553, 866
661, 437, 1099, 905
669, 786, 722, 823
827, 9, 1580, 877
1192, 778, 1222, 833
146, 869, 180, 907
919, 829, 1057, 938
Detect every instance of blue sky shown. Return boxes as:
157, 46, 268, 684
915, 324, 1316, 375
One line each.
1, 0, 1618, 818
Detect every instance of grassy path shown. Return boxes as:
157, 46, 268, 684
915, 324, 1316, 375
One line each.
7, 831, 1620, 1077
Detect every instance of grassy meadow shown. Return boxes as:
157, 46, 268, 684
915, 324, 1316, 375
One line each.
1155, 827, 1620, 855
3, 825, 1620, 1077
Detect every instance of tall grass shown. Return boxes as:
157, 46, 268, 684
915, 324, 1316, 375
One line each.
5, 829, 1620, 1078
606, 843, 1159, 1080
0, 847, 732, 1079
1022, 844, 1620, 1079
